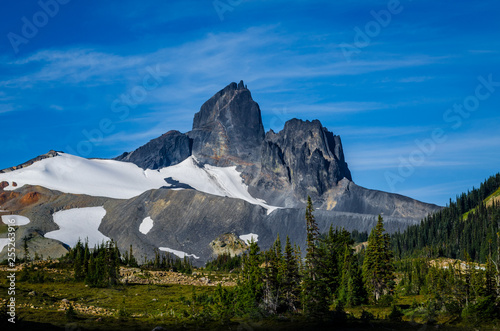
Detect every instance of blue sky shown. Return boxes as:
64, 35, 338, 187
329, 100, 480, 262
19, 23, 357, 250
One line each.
1, 0, 499, 206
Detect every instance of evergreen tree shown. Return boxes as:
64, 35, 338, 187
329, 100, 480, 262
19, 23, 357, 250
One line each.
73, 244, 84, 281
302, 196, 329, 316
263, 235, 283, 313
362, 215, 395, 302
85, 253, 96, 286
129, 244, 138, 267
83, 241, 90, 276
282, 236, 301, 312
235, 239, 263, 314
105, 240, 120, 286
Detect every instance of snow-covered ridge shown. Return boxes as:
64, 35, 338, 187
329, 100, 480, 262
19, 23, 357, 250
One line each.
0, 153, 279, 213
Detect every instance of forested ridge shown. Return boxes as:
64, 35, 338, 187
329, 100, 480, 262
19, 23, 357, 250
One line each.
392, 173, 500, 262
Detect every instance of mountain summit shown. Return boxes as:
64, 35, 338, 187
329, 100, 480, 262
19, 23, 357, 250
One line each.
189, 80, 265, 165
116, 81, 437, 217
0, 81, 441, 264
117, 81, 357, 207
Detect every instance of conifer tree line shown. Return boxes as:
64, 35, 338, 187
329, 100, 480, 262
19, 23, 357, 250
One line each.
205, 252, 242, 271
392, 173, 500, 263
389, 173, 500, 321
63, 239, 193, 287
227, 196, 394, 319
64, 239, 121, 287
141, 248, 193, 274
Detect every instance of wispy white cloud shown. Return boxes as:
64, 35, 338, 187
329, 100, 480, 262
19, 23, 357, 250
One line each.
283, 101, 386, 115
0, 104, 18, 114
3, 49, 145, 88
398, 76, 434, 83
2, 26, 441, 95
347, 129, 500, 171
49, 104, 64, 111
337, 126, 431, 138
397, 180, 475, 205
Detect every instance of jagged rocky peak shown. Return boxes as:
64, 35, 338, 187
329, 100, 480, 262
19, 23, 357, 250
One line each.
115, 130, 192, 169
255, 118, 352, 205
189, 80, 265, 166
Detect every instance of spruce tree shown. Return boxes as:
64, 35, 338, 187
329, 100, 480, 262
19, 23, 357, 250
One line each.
302, 196, 329, 316
74, 246, 84, 281
362, 215, 395, 302
129, 244, 138, 267
283, 236, 301, 312
235, 239, 263, 314
263, 235, 284, 314
85, 253, 96, 286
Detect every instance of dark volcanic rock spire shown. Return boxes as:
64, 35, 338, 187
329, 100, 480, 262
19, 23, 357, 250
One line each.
188, 80, 265, 166
115, 130, 192, 169
249, 118, 352, 207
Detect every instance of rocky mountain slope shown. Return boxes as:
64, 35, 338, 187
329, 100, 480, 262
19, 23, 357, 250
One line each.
0, 81, 441, 265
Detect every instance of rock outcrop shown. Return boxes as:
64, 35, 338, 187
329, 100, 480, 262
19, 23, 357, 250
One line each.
0, 81, 443, 265
247, 119, 353, 207
188, 80, 265, 166
115, 130, 191, 169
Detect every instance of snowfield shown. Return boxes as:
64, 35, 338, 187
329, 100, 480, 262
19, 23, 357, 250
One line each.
45, 207, 110, 248
159, 247, 200, 259
0, 153, 279, 213
139, 216, 154, 235
0, 238, 10, 253
1, 215, 31, 226
239, 233, 259, 244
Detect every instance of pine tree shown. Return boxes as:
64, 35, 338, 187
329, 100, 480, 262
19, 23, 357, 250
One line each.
129, 244, 138, 267
83, 241, 90, 276
283, 236, 301, 312
485, 241, 496, 297
85, 253, 96, 286
74, 245, 84, 281
263, 235, 283, 314
302, 196, 329, 316
362, 215, 395, 302
346, 255, 367, 306
105, 240, 120, 286
235, 239, 263, 314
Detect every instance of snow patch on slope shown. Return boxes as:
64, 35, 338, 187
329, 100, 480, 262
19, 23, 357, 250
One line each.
159, 247, 200, 259
161, 157, 278, 214
0, 238, 10, 253
139, 216, 154, 235
45, 207, 110, 248
0, 153, 279, 213
1, 215, 30, 226
239, 233, 259, 244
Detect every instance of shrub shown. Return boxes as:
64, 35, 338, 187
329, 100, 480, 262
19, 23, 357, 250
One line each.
461, 296, 498, 325
388, 305, 404, 322
360, 309, 375, 322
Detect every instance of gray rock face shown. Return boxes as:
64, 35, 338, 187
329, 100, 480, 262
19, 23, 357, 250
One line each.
115, 130, 192, 169
331, 181, 442, 219
0, 81, 445, 266
247, 119, 352, 207
99, 188, 270, 265
188, 80, 265, 166
0, 183, 437, 266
